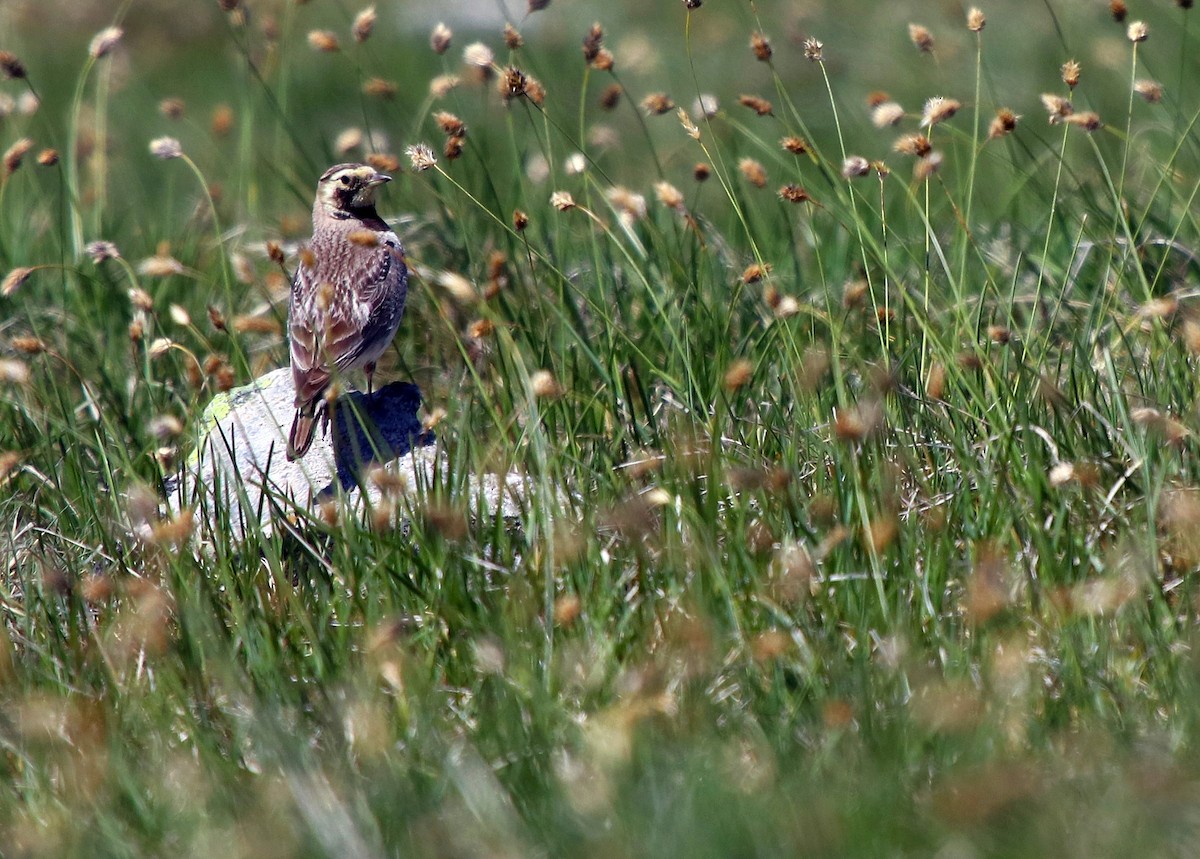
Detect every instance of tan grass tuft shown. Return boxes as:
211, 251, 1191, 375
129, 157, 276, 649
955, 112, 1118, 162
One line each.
750, 32, 772, 61
641, 93, 675, 115
967, 8, 986, 31
307, 30, 340, 52
352, 5, 376, 43
738, 94, 773, 116
908, 23, 934, 53
431, 22, 452, 54
738, 158, 767, 187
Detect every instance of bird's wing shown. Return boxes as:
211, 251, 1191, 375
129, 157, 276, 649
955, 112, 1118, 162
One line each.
330, 232, 408, 372
288, 262, 331, 409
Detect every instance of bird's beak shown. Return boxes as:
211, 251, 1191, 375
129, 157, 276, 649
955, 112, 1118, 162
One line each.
367, 172, 392, 186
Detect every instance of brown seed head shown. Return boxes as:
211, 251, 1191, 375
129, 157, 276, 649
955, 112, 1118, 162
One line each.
739, 94, 773, 116
600, 83, 623, 110
159, 97, 185, 119
724, 359, 754, 390
803, 37, 823, 61
3, 137, 33, 175
1134, 79, 1163, 103
36, 148, 58, 167
366, 152, 400, 172
779, 184, 809, 203
922, 97, 961, 127
909, 23, 935, 53
739, 158, 767, 187
742, 262, 772, 284
444, 135, 465, 160
307, 29, 340, 52
0, 51, 27, 79
530, 369, 562, 399
211, 104, 234, 136
582, 23, 603, 62
528, 0, 551, 10
524, 76, 546, 105
500, 66, 527, 100
1041, 93, 1074, 122
431, 22, 452, 54
1065, 111, 1102, 131
693, 162, 711, 182
913, 151, 943, 182
750, 32, 772, 61
893, 133, 932, 157
781, 135, 809, 154
988, 107, 1019, 138
363, 78, 398, 98
513, 209, 529, 231
1061, 59, 1081, 89
504, 24, 523, 49
592, 48, 614, 71
353, 5, 377, 43
684, 0, 702, 7
967, 8, 986, 31
434, 111, 466, 137
1110, 0, 1127, 21
348, 229, 380, 247
10, 336, 44, 355
641, 93, 675, 115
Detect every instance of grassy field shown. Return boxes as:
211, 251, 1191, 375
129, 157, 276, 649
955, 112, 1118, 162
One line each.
3, 0, 1200, 855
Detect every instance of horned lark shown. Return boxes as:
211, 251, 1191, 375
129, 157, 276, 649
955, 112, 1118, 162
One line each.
287, 163, 408, 460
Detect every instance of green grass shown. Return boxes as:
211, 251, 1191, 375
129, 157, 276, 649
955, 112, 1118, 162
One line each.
3, 0, 1200, 855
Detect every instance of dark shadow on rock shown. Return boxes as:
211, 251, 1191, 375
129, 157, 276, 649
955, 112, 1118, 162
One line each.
326, 381, 435, 495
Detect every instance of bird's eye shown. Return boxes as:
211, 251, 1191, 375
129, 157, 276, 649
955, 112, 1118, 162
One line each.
339, 175, 351, 185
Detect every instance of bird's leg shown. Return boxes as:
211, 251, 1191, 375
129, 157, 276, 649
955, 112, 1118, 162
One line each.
365, 361, 376, 395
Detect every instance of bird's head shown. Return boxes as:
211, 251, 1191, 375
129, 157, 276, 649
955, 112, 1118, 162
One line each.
315, 163, 391, 214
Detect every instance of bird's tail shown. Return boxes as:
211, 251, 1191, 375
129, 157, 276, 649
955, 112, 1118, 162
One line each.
287, 405, 318, 461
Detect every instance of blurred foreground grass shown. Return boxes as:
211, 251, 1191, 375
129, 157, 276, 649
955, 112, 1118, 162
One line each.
3, 0, 1200, 855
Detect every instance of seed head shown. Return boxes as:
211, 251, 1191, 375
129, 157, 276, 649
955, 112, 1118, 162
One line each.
913, 151, 943, 182
724, 359, 754, 391
89, 27, 123, 59
677, 108, 700, 140
149, 137, 182, 159
893, 133, 932, 157
693, 162, 711, 181
3, 137, 33, 175
431, 23, 452, 54
524, 76, 545, 105
430, 74, 460, 99
802, 37, 823, 62
741, 262, 772, 283
778, 184, 809, 203
307, 30, 340, 52
967, 8, 985, 31
1065, 111, 1102, 131
641, 93, 675, 115
528, 0, 551, 10
530, 370, 563, 399
0, 51, 26, 79
871, 101, 905, 128
499, 66, 527, 101
1040, 93, 1074, 123
739, 158, 767, 188
908, 23, 934, 53
159, 97, 185, 119
363, 77, 397, 98
504, 24, 523, 49
921, 96, 961, 127
1110, 0, 1127, 21
1127, 20, 1148, 42
513, 209, 529, 231
738, 94, 773, 116
211, 104, 234, 136
1, 266, 34, 296
582, 23, 603, 62
1061, 59, 1081, 89
842, 155, 871, 178
550, 191, 576, 211
434, 111, 466, 137
85, 241, 120, 263
36, 149, 58, 167
684, 0, 702, 7
353, 6, 377, 43
406, 143, 437, 171
592, 48, 614, 71
781, 136, 809, 154
655, 181, 685, 210
463, 42, 495, 71
750, 32, 772, 61
988, 108, 1019, 138
1134, 79, 1163, 103
600, 83, 623, 110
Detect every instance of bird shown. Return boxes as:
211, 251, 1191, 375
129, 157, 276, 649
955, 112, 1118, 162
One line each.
286, 162, 408, 461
